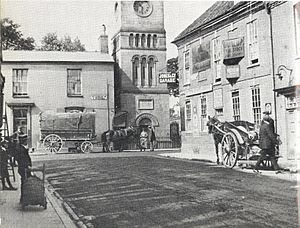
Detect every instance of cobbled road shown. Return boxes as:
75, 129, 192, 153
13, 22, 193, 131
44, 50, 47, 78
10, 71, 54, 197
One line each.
35, 154, 298, 228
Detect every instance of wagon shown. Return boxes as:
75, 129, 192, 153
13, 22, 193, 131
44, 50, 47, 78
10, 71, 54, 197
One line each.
214, 120, 280, 168
39, 112, 96, 153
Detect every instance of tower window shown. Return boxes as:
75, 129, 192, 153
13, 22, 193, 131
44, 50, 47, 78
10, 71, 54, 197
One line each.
129, 34, 134, 47
148, 57, 154, 87
141, 34, 146, 47
132, 57, 139, 86
147, 34, 151, 48
135, 34, 139, 47
153, 34, 157, 48
141, 57, 146, 87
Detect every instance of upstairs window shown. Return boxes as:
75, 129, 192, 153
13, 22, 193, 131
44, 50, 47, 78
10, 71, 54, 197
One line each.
13, 69, 28, 97
247, 19, 259, 65
185, 100, 191, 121
184, 51, 190, 85
135, 34, 139, 47
67, 69, 82, 96
148, 57, 155, 87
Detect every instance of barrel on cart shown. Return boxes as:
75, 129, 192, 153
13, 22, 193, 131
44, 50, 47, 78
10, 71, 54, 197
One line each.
21, 164, 47, 210
39, 112, 96, 153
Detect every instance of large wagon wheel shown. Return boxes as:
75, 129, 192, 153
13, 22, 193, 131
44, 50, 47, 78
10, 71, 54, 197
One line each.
43, 134, 63, 153
81, 141, 93, 153
221, 132, 239, 168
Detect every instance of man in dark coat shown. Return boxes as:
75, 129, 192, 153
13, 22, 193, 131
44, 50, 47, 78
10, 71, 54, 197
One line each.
14, 134, 32, 201
254, 112, 281, 173
148, 126, 156, 152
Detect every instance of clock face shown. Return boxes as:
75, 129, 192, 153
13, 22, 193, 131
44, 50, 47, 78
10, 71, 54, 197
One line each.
133, 1, 153, 17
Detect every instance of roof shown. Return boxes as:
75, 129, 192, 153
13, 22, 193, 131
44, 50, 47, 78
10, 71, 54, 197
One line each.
2, 50, 114, 63
173, 1, 238, 43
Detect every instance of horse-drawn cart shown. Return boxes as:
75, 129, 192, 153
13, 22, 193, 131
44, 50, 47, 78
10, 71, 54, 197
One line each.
39, 112, 96, 153
208, 118, 280, 169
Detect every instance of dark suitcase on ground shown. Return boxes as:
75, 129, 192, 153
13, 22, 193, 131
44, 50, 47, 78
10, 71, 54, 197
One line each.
21, 164, 47, 209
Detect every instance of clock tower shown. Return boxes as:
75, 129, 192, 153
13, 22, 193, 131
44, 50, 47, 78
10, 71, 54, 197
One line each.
112, 1, 170, 141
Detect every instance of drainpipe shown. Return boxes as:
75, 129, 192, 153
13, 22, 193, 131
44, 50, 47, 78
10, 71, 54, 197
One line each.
266, 2, 278, 133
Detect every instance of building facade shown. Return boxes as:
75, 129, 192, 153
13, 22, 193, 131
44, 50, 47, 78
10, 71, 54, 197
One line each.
2, 51, 114, 149
112, 1, 170, 140
173, 1, 299, 165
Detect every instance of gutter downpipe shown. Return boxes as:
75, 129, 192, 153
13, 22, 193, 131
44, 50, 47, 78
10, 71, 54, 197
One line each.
266, 2, 278, 133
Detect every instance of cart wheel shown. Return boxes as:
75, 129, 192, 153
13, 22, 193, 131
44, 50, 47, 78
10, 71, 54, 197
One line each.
43, 134, 63, 153
81, 141, 93, 153
221, 132, 239, 169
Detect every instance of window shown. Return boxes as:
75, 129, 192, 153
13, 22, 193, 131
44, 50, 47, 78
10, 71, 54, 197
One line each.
200, 96, 207, 118
13, 108, 27, 133
132, 57, 139, 86
232, 91, 241, 121
184, 51, 190, 85
135, 34, 139, 47
186, 101, 191, 121
148, 57, 154, 87
153, 34, 157, 48
215, 108, 223, 116
13, 69, 28, 96
212, 37, 222, 83
147, 34, 151, 48
251, 86, 261, 125
141, 34, 146, 47
67, 69, 82, 96
141, 57, 146, 87
247, 19, 259, 64
129, 34, 134, 47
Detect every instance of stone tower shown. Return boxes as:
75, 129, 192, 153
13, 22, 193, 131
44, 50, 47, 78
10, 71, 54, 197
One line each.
112, 1, 170, 140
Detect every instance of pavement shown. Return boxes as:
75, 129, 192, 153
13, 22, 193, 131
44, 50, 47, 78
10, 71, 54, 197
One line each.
0, 167, 77, 228
1, 147, 298, 228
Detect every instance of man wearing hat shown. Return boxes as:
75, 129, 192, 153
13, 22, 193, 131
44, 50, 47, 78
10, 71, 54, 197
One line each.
254, 111, 281, 173
14, 134, 32, 201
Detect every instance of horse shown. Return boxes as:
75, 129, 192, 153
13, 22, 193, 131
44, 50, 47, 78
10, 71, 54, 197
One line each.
101, 126, 137, 152
206, 116, 225, 164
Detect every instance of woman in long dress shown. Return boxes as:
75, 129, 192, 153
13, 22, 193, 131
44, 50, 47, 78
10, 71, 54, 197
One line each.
139, 128, 148, 151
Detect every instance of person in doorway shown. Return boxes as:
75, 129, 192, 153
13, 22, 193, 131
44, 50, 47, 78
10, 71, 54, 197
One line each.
14, 134, 32, 202
148, 126, 156, 151
139, 128, 148, 151
0, 137, 17, 190
254, 112, 281, 173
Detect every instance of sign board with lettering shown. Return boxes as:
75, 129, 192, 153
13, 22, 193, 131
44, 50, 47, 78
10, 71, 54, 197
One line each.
159, 73, 176, 84
192, 41, 211, 73
91, 94, 107, 100
138, 99, 154, 110
223, 37, 245, 60
226, 65, 240, 79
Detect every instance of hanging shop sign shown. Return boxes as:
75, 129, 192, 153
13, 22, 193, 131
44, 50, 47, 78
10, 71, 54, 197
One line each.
223, 37, 245, 60
158, 72, 176, 83
192, 41, 211, 73
226, 65, 240, 79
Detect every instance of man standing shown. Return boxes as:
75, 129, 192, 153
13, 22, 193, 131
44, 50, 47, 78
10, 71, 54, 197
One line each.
14, 134, 32, 202
254, 112, 281, 173
148, 126, 156, 152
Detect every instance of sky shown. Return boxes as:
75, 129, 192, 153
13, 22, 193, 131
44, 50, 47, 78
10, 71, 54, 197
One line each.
1, 0, 215, 59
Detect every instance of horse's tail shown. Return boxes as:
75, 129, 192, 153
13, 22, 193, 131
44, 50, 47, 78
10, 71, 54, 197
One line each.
101, 130, 109, 142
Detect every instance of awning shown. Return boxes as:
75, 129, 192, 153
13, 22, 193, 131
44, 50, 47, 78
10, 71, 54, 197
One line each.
274, 85, 297, 97
112, 111, 128, 128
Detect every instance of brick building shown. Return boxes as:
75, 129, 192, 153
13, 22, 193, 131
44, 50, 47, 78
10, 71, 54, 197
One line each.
172, 1, 299, 165
2, 50, 114, 149
112, 1, 170, 141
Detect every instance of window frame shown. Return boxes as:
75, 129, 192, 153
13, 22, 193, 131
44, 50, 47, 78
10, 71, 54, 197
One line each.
12, 69, 28, 97
232, 90, 241, 121
251, 86, 261, 126
184, 50, 190, 85
67, 69, 82, 97
247, 18, 259, 65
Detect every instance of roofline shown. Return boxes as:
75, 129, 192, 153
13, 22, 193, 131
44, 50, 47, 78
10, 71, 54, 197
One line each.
172, 1, 266, 45
2, 60, 114, 64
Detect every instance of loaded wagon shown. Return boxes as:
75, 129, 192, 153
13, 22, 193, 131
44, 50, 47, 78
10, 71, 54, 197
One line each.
209, 119, 280, 168
39, 112, 96, 153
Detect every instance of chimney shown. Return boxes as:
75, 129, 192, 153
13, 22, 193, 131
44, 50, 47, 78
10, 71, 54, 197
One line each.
98, 24, 108, 54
